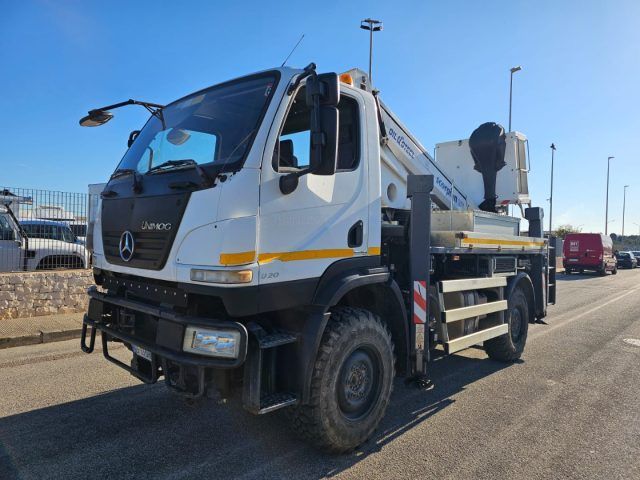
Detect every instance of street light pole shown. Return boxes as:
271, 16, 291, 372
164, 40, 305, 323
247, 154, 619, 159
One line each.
360, 18, 383, 85
508, 66, 522, 132
622, 184, 630, 238
549, 143, 556, 234
605, 156, 614, 235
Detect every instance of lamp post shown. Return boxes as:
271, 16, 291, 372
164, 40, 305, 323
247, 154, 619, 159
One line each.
622, 184, 630, 239
508, 66, 522, 132
605, 156, 614, 235
549, 143, 556, 234
360, 18, 383, 85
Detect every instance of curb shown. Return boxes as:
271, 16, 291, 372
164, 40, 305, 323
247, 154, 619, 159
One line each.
0, 328, 83, 350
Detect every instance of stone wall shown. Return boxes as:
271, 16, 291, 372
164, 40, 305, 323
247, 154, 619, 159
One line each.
0, 270, 94, 320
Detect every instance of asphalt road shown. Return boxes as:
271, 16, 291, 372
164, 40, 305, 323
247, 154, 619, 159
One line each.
1, 270, 640, 480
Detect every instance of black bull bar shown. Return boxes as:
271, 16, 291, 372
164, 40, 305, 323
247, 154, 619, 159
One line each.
81, 287, 248, 391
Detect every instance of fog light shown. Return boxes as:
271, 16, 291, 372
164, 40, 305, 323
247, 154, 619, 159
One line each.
190, 268, 252, 284
183, 326, 240, 358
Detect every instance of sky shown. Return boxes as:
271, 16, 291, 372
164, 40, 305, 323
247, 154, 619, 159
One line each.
1, 0, 639, 234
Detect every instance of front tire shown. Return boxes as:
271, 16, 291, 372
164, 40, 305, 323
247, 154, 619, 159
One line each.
289, 307, 394, 453
484, 287, 529, 362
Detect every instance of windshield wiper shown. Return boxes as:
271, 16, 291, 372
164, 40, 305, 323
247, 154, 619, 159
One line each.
147, 159, 196, 173
148, 160, 215, 187
110, 168, 143, 193
110, 168, 137, 179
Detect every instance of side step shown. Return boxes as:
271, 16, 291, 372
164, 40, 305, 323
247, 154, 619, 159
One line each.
258, 392, 298, 415
442, 300, 508, 323
439, 277, 506, 293
547, 236, 557, 305
438, 277, 509, 355
257, 332, 297, 349
445, 324, 509, 354
243, 328, 299, 415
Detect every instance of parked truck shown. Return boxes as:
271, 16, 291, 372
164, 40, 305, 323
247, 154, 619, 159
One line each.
0, 194, 88, 272
79, 64, 554, 452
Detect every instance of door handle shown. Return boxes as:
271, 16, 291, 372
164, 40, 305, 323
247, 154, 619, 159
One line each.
348, 221, 363, 248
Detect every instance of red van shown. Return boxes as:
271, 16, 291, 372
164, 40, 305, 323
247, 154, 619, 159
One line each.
563, 233, 617, 275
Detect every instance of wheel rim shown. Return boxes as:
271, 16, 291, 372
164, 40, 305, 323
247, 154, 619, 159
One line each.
510, 305, 524, 342
337, 347, 381, 421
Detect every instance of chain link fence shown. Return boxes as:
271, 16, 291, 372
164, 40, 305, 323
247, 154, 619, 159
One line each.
0, 186, 94, 272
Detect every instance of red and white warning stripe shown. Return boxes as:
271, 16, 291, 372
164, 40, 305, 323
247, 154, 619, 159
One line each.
413, 280, 427, 324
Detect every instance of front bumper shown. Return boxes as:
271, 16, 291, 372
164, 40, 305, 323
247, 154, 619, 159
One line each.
81, 286, 248, 393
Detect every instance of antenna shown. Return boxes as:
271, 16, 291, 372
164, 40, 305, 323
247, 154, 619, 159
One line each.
280, 34, 305, 67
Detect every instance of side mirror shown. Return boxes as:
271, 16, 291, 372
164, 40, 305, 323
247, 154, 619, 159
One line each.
127, 130, 140, 148
310, 105, 338, 175
279, 72, 341, 195
306, 73, 340, 176
79, 110, 114, 127
305, 73, 340, 107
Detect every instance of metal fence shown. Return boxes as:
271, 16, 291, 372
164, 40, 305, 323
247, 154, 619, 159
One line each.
0, 186, 93, 272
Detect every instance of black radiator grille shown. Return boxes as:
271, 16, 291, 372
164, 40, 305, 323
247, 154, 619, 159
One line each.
100, 192, 190, 271
103, 230, 169, 270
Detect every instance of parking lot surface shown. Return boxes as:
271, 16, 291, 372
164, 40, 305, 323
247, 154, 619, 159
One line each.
1, 270, 639, 479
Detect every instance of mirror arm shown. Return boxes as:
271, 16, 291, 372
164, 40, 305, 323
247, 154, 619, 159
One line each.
91, 99, 165, 114
87, 99, 166, 127
287, 63, 317, 95
279, 167, 313, 195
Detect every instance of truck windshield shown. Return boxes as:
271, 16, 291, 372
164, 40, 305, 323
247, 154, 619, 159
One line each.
115, 73, 278, 176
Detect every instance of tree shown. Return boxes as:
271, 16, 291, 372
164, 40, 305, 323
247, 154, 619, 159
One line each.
554, 224, 582, 239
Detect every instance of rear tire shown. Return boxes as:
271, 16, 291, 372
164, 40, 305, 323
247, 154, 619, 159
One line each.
564, 268, 571, 275
612, 266, 618, 275
485, 287, 529, 362
289, 307, 395, 453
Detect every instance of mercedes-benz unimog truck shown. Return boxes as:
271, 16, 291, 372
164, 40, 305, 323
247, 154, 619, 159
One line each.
79, 63, 555, 452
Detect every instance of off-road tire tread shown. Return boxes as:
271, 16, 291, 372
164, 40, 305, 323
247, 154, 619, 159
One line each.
289, 306, 394, 453
484, 288, 529, 362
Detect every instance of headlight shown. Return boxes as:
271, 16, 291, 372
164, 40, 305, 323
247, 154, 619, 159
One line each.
183, 326, 241, 358
190, 268, 252, 284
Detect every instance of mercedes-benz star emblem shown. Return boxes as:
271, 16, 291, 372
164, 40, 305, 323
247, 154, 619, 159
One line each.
119, 231, 135, 262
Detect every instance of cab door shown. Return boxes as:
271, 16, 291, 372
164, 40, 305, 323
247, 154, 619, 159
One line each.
258, 86, 370, 285
0, 213, 22, 272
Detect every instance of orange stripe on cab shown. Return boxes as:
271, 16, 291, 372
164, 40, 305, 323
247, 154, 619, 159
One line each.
219, 251, 256, 266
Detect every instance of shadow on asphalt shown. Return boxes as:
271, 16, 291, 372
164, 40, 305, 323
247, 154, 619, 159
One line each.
0, 353, 512, 479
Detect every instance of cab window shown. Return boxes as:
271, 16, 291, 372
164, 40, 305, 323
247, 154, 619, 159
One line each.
273, 89, 360, 172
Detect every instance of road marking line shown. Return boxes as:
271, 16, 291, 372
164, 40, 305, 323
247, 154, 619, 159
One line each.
533, 286, 640, 339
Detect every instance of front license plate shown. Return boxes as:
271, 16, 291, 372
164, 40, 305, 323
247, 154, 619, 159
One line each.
132, 344, 153, 361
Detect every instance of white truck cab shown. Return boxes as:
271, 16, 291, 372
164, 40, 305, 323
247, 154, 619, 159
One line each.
89, 67, 379, 297
80, 64, 554, 452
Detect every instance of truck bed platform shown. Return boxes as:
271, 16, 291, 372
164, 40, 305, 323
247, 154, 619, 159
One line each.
431, 231, 547, 253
